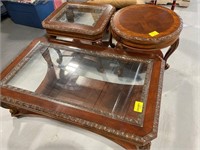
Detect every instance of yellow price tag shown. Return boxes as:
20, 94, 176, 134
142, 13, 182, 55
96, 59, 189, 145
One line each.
149, 31, 159, 37
133, 101, 144, 113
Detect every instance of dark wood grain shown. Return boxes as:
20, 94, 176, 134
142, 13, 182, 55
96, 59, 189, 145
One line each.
111, 4, 182, 50
42, 2, 115, 45
110, 4, 182, 69
0, 37, 165, 150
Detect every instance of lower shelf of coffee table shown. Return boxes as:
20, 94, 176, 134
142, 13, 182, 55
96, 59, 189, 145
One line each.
36, 70, 144, 126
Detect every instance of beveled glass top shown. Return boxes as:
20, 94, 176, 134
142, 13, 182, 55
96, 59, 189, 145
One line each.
55, 5, 105, 26
2, 42, 154, 127
42, 3, 115, 37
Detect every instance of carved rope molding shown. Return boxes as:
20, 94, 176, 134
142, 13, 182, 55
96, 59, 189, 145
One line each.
1, 94, 159, 144
1, 60, 164, 143
43, 4, 116, 35
1, 41, 154, 127
110, 5, 183, 43
151, 60, 165, 135
1, 42, 48, 84
0, 41, 163, 143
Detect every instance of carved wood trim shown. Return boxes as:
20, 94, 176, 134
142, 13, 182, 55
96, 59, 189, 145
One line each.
110, 4, 183, 43
1, 94, 160, 145
0, 39, 165, 146
42, 3, 116, 36
1, 41, 155, 127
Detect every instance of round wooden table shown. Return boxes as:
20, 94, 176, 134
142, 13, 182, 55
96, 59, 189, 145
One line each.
110, 4, 183, 69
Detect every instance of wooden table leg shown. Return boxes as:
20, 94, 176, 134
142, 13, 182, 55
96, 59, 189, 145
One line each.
164, 39, 179, 69
138, 142, 151, 150
109, 32, 115, 48
1, 101, 36, 117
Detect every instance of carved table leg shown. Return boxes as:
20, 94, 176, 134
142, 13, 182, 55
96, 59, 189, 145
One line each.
109, 32, 115, 48
115, 62, 125, 77
66, 9, 74, 22
81, 54, 105, 73
96, 57, 104, 73
1, 102, 35, 118
54, 48, 63, 64
9, 108, 20, 117
1, 102, 19, 117
10, 108, 39, 118
164, 39, 179, 69
41, 47, 54, 68
137, 143, 151, 150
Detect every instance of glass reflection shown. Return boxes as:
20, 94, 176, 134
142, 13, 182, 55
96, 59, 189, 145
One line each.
48, 47, 146, 86
5, 43, 151, 126
57, 5, 105, 26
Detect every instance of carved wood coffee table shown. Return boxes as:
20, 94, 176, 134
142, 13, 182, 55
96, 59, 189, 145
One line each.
42, 2, 115, 46
0, 37, 165, 150
110, 4, 183, 69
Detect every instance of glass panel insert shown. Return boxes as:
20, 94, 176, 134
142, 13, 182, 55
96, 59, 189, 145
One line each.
4, 42, 153, 126
55, 5, 105, 26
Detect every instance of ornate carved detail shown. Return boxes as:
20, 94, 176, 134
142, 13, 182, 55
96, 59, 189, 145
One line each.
1, 42, 48, 84
164, 39, 180, 69
151, 60, 165, 134
43, 3, 116, 35
1, 41, 152, 84
110, 5, 183, 43
0, 41, 164, 144
1, 41, 154, 127
1, 95, 159, 144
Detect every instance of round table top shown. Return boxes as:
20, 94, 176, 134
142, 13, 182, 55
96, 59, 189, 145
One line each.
111, 4, 183, 50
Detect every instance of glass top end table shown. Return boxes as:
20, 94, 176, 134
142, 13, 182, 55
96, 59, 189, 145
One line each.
1, 38, 165, 150
42, 2, 115, 45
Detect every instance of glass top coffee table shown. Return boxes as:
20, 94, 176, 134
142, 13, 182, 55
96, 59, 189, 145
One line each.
0, 37, 165, 149
42, 2, 115, 45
